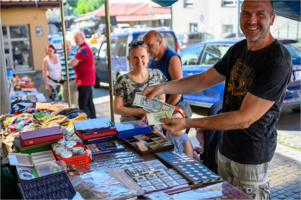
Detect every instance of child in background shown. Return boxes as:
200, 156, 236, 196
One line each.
193, 128, 205, 163
152, 127, 194, 158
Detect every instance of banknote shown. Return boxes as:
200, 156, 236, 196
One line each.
159, 102, 175, 115
133, 93, 175, 115
147, 112, 172, 125
133, 94, 161, 111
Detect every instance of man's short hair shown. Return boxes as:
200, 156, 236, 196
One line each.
75, 31, 85, 39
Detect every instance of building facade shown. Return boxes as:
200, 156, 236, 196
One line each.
1, 0, 59, 74
171, 0, 238, 36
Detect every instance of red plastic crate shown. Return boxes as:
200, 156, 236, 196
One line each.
52, 142, 89, 166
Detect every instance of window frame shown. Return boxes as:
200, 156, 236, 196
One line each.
180, 44, 205, 66
184, 0, 194, 8
2, 24, 33, 72
200, 44, 232, 65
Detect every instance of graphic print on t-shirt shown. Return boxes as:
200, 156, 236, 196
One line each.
225, 58, 254, 111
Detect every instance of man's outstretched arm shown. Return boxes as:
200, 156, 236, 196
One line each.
161, 92, 275, 133
142, 67, 226, 102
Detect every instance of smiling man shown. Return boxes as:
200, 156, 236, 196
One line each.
142, 1, 292, 199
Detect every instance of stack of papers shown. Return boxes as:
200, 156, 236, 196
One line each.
115, 120, 151, 139
133, 94, 174, 125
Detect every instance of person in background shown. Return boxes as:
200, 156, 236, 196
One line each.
60, 40, 78, 107
68, 32, 96, 119
42, 44, 61, 101
113, 41, 166, 122
114, 40, 193, 157
143, 30, 183, 109
89, 34, 98, 45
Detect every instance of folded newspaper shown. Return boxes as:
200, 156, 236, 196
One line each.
146, 112, 172, 125
133, 94, 175, 115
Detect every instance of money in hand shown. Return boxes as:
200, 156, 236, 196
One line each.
133, 93, 175, 115
147, 112, 172, 125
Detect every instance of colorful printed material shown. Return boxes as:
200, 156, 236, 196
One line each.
147, 112, 172, 125
133, 94, 175, 115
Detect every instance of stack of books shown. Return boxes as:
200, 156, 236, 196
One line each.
73, 117, 117, 143
16, 127, 63, 154
115, 120, 152, 139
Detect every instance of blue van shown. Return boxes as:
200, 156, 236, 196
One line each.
92, 29, 179, 86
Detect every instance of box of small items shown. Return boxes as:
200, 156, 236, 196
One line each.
122, 133, 174, 156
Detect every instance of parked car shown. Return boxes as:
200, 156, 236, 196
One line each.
180, 39, 301, 112
112, 23, 131, 35
176, 32, 214, 51
92, 29, 179, 87
81, 26, 96, 38
98, 23, 113, 35
132, 25, 146, 30
48, 34, 63, 54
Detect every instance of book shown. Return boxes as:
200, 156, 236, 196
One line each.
73, 117, 114, 132
14, 138, 59, 152
19, 127, 63, 146
98, 141, 117, 150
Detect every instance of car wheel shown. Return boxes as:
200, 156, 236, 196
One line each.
94, 76, 101, 88
292, 108, 300, 113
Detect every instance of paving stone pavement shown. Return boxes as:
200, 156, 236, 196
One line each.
95, 101, 301, 199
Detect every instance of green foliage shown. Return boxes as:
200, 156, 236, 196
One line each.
67, 0, 78, 8
297, 38, 301, 43
75, 0, 103, 14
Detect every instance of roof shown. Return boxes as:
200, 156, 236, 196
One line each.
76, 3, 170, 21
0, 0, 59, 8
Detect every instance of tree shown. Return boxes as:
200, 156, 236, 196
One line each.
75, 0, 103, 14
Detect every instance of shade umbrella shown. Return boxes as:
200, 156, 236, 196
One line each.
0, 17, 11, 115
272, 0, 300, 22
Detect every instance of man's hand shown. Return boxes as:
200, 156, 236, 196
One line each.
142, 84, 165, 102
161, 118, 188, 133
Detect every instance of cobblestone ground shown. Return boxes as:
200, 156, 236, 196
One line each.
95, 101, 301, 199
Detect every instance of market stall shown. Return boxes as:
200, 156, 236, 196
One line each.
1, 102, 253, 199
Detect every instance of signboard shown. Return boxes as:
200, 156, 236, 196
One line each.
200, 14, 205, 23
160, 17, 165, 25
35, 26, 43, 37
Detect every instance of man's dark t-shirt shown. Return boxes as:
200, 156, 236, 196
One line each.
214, 39, 292, 164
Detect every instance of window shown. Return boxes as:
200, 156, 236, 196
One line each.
99, 43, 107, 59
98, 39, 116, 59
189, 23, 198, 33
223, 25, 233, 33
3, 25, 33, 71
180, 45, 204, 66
201, 44, 231, 65
222, 0, 243, 7
116, 36, 127, 57
184, 0, 194, 8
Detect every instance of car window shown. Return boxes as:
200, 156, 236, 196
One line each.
180, 45, 204, 66
99, 42, 107, 59
283, 42, 301, 63
201, 44, 231, 65
161, 33, 176, 51
98, 39, 116, 59
116, 36, 127, 57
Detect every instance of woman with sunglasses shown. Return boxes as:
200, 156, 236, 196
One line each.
114, 41, 166, 122
114, 41, 194, 158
